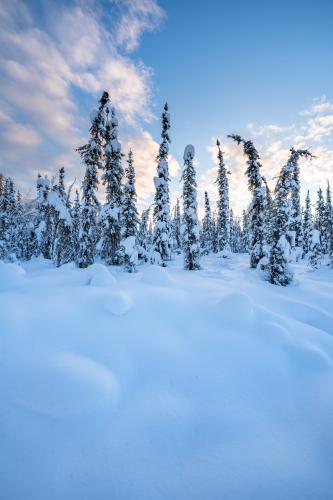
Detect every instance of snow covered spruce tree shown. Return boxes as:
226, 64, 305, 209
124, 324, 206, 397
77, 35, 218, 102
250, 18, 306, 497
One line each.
290, 150, 303, 257
137, 208, 152, 262
309, 229, 323, 270
263, 177, 274, 248
215, 139, 230, 254
76, 92, 108, 268
181, 145, 201, 270
242, 209, 250, 253
201, 191, 214, 255
228, 134, 265, 268
266, 159, 294, 286
324, 181, 333, 253
153, 103, 171, 265
0, 177, 18, 261
100, 101, 124, 265
71, 190, 81, 262
51, 167, 73, 267
120, 149, 139, 272
302, 190, 313, 258
171, 198, 182, 252
321, 181, 333, 254
315, 187, 325, 231
267, 148, 313, 285
35, 174, 53, 260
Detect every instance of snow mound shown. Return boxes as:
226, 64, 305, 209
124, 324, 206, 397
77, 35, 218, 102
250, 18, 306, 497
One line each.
0, 261, 26, 290
87, 263, 117, 287
288, 341, 333, 370
16, 353, 119, 418
217, 292, 254, 329
103, 291, 133, 316
142, 264, 173, 286
262, 321, 332, 370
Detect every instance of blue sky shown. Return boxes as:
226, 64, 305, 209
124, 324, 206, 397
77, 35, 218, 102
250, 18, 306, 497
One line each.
0, 0, 332, 214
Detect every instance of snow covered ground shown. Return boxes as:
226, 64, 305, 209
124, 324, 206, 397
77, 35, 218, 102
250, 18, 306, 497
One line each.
1, 254, 333, 500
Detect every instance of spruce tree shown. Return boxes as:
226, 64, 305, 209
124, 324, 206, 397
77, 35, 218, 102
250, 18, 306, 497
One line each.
137, 208, 152, 262
100, 101, 124, 265
153, 103, 171, 264
302, 190, 313, 258
322, 181, 333, 254
171, 198, 182, 252
122, 149, 138, 239
228, 134, 265, 268
267, 166, 293, 286
216, 139, 230, 254
35, 174, 53, 259
182, 145, 201, 270
309, 229, 323, 270
0, 177, 17, 261
76, 92, 108, 268
315, 187, 325, 234
242, 209, 250, 253
71, 190, 81, 262
121, 149, 139, 272
201, 191, 213, 255
263, 177, 273, 248
290, 151, 303, 253
51, 168, 73, 267
229, 209, 235, 252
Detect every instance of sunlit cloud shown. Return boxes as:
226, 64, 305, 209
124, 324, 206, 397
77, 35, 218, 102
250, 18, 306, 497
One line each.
0, 0, 164, 198
201, 96, 333, 216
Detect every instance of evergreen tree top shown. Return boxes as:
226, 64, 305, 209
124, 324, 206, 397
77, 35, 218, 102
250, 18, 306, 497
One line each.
289, 147, 315, 163
100, 91, 109, 106
228, 134, 260, 161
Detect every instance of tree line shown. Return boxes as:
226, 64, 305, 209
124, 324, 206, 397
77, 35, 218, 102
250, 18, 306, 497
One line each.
0, 91, 332, 285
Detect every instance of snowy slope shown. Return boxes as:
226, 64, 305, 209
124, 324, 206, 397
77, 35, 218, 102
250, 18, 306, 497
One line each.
1, 255, 333, 500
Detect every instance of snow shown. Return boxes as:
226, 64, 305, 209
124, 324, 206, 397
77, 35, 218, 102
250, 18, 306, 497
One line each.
1, 253, 333, 500
183, 143, 195, 160
312, 228, 321, 244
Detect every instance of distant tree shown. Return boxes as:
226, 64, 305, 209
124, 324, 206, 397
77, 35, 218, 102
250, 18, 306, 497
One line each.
153, 103, 171, 264
201, 191, 214, 254
309, 229, 323, 270
302, 190, 313, 258
122, 149, 138, 239
71, 190, 81, 262
242, 209, 250, 253
121, 149, 139, 272
289, 151, 303, 253
321, 181, 333, 254
171, 198, 182, 252
228, 134, 265, 268
315, 187, 325, 235
182, 145, 201, 270
137, 208, 152, 262
51, 168, 73, 267
35, 174, 53, 259
216, 139, 230, 254
263, 177, 273, 247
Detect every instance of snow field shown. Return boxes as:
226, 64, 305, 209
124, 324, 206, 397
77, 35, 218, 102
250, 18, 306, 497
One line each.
1, 254, 333, 500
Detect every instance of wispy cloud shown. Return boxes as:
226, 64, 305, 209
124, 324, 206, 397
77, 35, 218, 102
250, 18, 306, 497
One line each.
203, 96, 333, 215
0, 0, 168, 198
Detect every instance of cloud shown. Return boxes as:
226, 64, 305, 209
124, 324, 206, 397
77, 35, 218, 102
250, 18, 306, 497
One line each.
124, 130, 180, 209
114, 0, 165, 51
0, 0, 164, 197
201, 97, 333, 216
